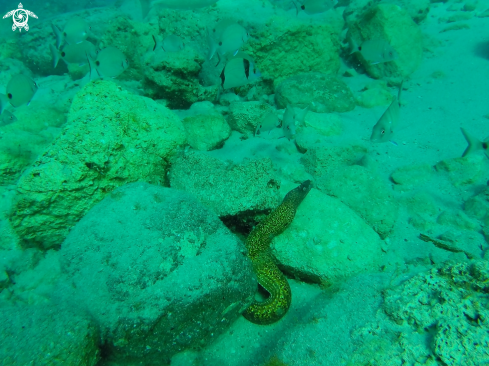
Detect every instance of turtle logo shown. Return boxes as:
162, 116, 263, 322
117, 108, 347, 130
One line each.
3, 3, 38, 32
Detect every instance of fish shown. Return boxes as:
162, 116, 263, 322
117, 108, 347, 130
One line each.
0, 93, 9, 114
152, 34, 185, 52
281, 105, 296, 140
219, 53, 261, 89
350, 38, 398, 65
152, 0, 219, 9
255, 111, 280, 136
52, 18, 90, 48
207, 20, 248, 63
295, 0, 337, 15
460, 128, 489, 159
370, 82, 403, 143
51, 23, 63, 49
6, 74, 38, 108
217, 23, 249, 57
0, 110, 17, 126
88, 46, 129, 79
212, 18, 236, 40
0, 93, 17, 126
207, 28, 219, 62
50, 41, 97, 68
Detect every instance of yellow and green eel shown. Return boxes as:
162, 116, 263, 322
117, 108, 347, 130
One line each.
243, 180, 312, 325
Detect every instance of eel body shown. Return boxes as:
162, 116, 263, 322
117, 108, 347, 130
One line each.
243, 180, 312, 325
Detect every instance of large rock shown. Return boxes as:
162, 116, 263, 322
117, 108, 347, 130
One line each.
248, 17, 341, 85
465, 185, 489, 221
227, 101, 274, 137
301, 144, 368, 177
59, 182, 255, 365
344, 0, 430, 25
182, 112, 231, 151
383, 261, 489, 365
316, 165, 398, 239
435, 154, 486, 187
0, 303, 99, 365
346, 4, 423, 84
143, 49, 218, 109
10, 80, 186, 249
169, 150, 281, 217
275, 73, 356, 113
273, 189, 384, 284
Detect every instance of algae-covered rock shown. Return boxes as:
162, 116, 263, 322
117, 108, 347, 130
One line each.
403, 192, 438, 231
59, 182, 255, 364
10, 80, 186, 249
302, 112, 343, 137
465, 185, 489, 220
275, 73, 355, 113
0, 104, 66, 184
143, 48, 218, 109
316, 165, 398, 239
347, 4, 423, 84
169, 150, 281, 217
344, 0, 430, 25
355, 81, 395, 108
182, 112, 231, 151
390, 163, 434, 188
227, 101, 274, 136
248, 17, 340, 85
435, 154, 486, 186
301, 144, 368, 177
273, 189, 383, 284
0, 303, 99, 365
383, 261, 489, 365
437, 209, 480, 232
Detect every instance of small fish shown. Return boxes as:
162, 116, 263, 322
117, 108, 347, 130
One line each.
6, 74, 38, 108
153, 34, 185, 52
50, 41, 97, 68
370, 83, 402, 143
51, 23, 63, 49
282, 105, 296, 140
0, 93, 17, 126
88, 46, 129, 79
255, 111, 280, 136
52, 18, 90, 48
0, 93, 9, 114
295, 0, 337, 15
217, 23, 249, 57
219, 53, 261, 89
212, 19, 236, 40
207, 28, 219, 62
350, 38, 398, 65
207, 20, 248, 63
460, 128, 489, 159
0, 110, 17, 126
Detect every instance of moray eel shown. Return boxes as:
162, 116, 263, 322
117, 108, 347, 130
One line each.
243, 180, 312, 325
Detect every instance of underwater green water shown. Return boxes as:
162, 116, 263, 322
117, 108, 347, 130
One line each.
0, 0, 488, 365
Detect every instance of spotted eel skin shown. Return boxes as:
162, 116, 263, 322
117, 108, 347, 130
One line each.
243, 180, 312, 325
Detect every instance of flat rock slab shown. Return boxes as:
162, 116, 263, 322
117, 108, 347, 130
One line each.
275, 73, 355, 113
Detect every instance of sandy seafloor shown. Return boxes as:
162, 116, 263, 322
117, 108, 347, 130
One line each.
0, 0, 488, 365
